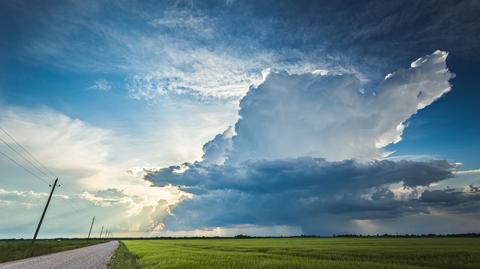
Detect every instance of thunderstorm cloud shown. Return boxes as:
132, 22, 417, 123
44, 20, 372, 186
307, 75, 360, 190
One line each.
143, 51, 480, 234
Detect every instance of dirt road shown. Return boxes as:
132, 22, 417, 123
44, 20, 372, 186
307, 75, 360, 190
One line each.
0, 240, 118, 269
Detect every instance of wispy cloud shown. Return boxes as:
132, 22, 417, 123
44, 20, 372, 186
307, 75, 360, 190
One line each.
149, 10, 215, 38
87, 79, 112, 91
6, 0, 479, 104
9, 1, 364, 101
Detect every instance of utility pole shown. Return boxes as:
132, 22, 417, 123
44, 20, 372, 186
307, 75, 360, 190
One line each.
32, 178, 59, 244
99, 225, 104, 238
87, 216, 95, 239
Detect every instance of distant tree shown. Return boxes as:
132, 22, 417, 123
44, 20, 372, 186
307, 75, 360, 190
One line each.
234, 234, 251, 239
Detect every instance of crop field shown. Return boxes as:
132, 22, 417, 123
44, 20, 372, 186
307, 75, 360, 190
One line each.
0, 239, 107, 263
123, 237, 480, 269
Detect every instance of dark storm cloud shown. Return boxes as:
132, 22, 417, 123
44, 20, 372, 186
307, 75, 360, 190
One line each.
145, 158, 456, 232
147, 158, 454, 193
419, 186, 480, 213
148, 158, 479, 234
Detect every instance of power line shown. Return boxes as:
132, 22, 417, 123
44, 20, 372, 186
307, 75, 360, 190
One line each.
0, 127, 114, 240
0, 126, 56, 179
0, 126, 104, 239
0, 127, 83, 211
0, 136, 52, 184
0, 135, 53, 181
0, 149, 50, 185
0, 127, 84, 216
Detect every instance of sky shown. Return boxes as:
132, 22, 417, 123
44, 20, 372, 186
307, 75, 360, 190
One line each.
0, 0, 479, 238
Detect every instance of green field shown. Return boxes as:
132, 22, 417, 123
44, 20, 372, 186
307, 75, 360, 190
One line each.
123, 238, 480, 269
0, 239, 107, 263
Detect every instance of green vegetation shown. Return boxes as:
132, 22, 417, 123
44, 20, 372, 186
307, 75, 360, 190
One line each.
0, 239, 107, 263
123, 237, 480, 269
109, 241, 139, 269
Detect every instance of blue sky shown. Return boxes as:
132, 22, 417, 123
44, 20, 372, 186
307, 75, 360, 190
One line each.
0, 0, 479, 238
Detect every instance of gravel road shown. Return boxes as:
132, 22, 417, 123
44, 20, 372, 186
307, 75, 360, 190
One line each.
0, 240, 118, 269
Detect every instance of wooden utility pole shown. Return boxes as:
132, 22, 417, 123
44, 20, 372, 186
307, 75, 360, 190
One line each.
99, 225, 104, 238
32, 178, 59, 244
87, 216, 95, 239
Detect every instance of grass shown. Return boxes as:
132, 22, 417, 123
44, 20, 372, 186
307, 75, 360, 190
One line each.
0, 239, 107, 263
123, 237, 480, 269
109, 241, 139, 269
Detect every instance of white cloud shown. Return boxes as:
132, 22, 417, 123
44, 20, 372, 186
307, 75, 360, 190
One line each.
228, 50, 453, 162
80, 188, 137, 208
0, 188, 49, 208
126, 74, 168, 100
453, 169, 480, 175
126, 48, 271, 100
149, 10, 215, 38
201, 126, 234, 165
0, 106, 110, 175
87, 79, 112, 91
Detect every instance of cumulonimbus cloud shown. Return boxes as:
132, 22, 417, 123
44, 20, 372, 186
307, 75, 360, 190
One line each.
144, 51, 480, 234
230, 50, 453, 162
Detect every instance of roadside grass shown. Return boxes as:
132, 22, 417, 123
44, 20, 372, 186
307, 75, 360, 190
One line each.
0, 239, 108, 263
108, 241, 139, 269
123, 237, 480, 269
